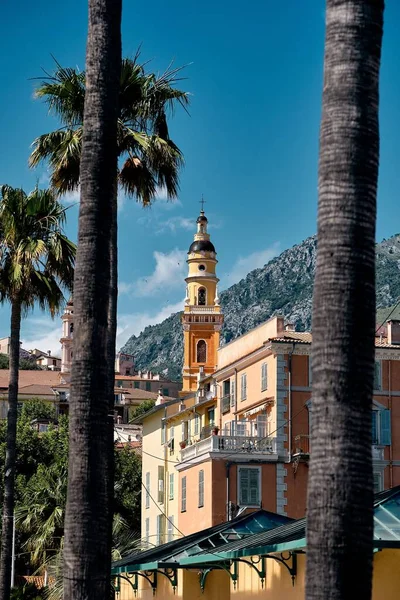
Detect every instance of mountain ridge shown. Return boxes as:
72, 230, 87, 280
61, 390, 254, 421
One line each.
121, 233, 400, 381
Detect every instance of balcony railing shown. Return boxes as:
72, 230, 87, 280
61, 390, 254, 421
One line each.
293, 434, 310, 458
180, 434, 277, 461
187, 306, 218, 313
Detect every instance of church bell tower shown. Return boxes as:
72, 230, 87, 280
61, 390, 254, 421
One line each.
181, 207, 224, 392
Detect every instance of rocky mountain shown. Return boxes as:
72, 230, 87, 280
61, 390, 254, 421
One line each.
121, 233, 400, 381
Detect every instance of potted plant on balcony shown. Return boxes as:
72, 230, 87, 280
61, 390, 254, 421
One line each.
179, 440, 187, 449
212, 425, 219, 436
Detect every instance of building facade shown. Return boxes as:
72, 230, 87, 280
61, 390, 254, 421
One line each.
138, 211, 400, 548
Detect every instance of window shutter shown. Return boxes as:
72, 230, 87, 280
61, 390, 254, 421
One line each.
261, 363, 268, 391
380, 409, 391, 445
157, 515, 164, 545
145, 518, 150, 543
230, 379, 236, 406
257, 414, 268, 438
181, 476, 187, 512
145, 472, 150, 509
199, 470, 204, 507
372, 411, 378, 445
158, 466, 164, 503
239, 469, 249, 505
161, 419, 166, 444
194, 414, 199, 435
169, 473, 174, 500
249, 469, 260, 505
241, 374, 247, 400
374, 361, 382, 390
167, 516, 174, 542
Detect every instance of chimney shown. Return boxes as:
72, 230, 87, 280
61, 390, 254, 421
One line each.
48, 350, 51, 356
387, 320, 400, 345
156, 388, 165, 406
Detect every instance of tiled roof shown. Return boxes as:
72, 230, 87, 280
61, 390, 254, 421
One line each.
115, 374, 178, 383
270, 331, 400, 349
18, 384, 57, 396
0, 370, 61, 390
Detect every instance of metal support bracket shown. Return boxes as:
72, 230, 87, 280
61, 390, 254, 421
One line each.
154, 568, 178, 594
265, 551, 297, 586
199, 562, 237, 593
232, 556, 266, 588
115, 572, 157, 597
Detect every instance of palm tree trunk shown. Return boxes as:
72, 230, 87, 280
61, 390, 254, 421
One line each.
0, 299, 22, 600
62, 0, 121, 599
306, 2, 384, 600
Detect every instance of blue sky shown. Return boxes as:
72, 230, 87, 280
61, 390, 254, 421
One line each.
1, 1, 400, 356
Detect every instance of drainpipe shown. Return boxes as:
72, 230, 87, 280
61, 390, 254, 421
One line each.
234, 368, 238, 427
226, 461, 232, 520
389, 361, 393, 488
287, 345, 294, 462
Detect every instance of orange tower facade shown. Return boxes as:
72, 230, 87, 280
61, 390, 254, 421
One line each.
181, 209, 224, 392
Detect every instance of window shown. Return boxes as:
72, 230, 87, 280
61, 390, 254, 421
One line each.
157, 466, 164, 503
163, 388, 169, 397
53, 359, 57, 366
145, 517, 150, 544
167, 516, 175, 542
181, 476, 187, 512
198, 470, 205, 508
194, 414, 200, 436
169, 426, 175, 454
134, 381, 140, 389
372, 408, 391, 445
208, 407, 215, 426
145, 472, 150, 509
197, 340, 207, 363
145, 382, 151, 392
223, 379, 230, 397
373, 472, 383, 493
241, 373, 247, 401
198, 264, 206, 271
238, 467, 261, 507
256, 414, 268, 438
198, 287, 206, 305
261, 363, 268, 391
156, 514, 165, 545
182, 421, 188, 442
161, 419, 166, 444
374, 361, 382, 390
169, 473, 174, 500
70, 323, 74, 334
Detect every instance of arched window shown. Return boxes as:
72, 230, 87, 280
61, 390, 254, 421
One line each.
198, 287, 206, 306
197, 340, 207, 363
70, 323, 74, 334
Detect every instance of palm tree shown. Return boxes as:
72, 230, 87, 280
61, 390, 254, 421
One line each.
61, 1, 122, 599
306, 2, 384, 600
0, 185, 75, 600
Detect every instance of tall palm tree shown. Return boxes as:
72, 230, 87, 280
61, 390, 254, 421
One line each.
61, 1, 122, 599
0, 185, 75, 600
306, 2, 384, 600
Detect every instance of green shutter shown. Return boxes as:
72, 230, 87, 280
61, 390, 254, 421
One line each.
374, 361, 382, 390
380, 409, 391, 445
181, 476, 187, 512
249, 469, 260, 505
199, 470, 204, 507
239, 469, 249, 504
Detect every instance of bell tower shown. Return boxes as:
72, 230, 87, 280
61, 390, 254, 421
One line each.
181, 207, 224, 392
60, 297, 74, 382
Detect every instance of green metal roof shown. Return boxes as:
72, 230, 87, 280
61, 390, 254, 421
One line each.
111, 509, 292, 574
179, 485, 400, 566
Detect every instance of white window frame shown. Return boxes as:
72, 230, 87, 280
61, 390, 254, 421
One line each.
241, 373, 247, 401
194, 414, 200, 436
237, 466, 261, 508
261, 363, 268, 391
230, 379, 236, 407
145, 472, 150, 509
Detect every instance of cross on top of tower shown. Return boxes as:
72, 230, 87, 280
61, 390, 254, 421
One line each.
199, 196, 206, 212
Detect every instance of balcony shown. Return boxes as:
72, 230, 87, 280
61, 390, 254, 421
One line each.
180, 433, 278, 462
187, 306, 218, 314
292, 434, 310, 460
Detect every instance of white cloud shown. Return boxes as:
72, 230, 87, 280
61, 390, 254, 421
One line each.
116, 299, 184, 348
120, 248, 186, 297
21, 317, 62, 357
222, 243, 280, 288
156, 216, 194, 234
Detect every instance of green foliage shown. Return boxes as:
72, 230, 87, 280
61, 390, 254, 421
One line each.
0, 400, 141, 578
0, 353, 9, 368
10, 583, 45, 600
0, 355, 42, 370
20, 400, 56, 422
129, 399, 155, 421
